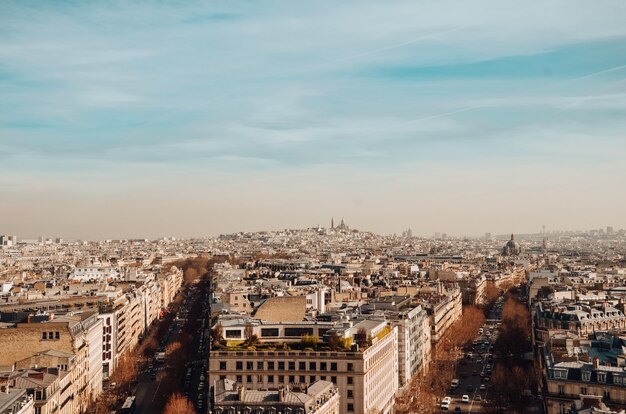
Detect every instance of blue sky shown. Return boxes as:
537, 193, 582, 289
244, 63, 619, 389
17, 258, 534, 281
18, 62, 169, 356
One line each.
1, 0, 626, 239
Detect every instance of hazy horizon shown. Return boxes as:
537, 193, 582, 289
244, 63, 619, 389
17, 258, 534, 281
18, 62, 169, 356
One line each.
2, 0, 626, 240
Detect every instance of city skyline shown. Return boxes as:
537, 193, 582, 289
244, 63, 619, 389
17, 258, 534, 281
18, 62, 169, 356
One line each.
1, 0, 626, 239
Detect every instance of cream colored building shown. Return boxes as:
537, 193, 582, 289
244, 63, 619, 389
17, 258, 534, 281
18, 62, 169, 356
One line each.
213, 379, 340, 414
209, 320, 399, 414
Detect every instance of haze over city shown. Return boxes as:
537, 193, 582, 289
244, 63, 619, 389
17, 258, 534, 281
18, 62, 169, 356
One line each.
1, 0, 626, 239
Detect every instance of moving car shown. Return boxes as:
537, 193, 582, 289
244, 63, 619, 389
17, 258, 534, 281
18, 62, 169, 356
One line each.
462, 395, 470, 403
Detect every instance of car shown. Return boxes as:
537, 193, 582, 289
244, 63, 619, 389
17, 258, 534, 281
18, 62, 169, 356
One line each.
442, 397, 452, 404
480, 384, 486, 391
462, 395, 469, 403
474, 395, 482, 401
441, 402, 450, 411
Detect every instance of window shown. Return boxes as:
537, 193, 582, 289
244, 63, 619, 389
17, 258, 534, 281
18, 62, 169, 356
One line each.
279, 375, 284, 383
604, 390, 611, 401
55, 331, 60, 339
347, 403, 354, 412
309, 362, 316, 370
581, 387, 587, 395
284, 327, 314, 337
299, 375, 305, 383
220, 362, 227, 370
268, 375, 274, 383
236, 361, 243, 370
553, 369, 567, 379
331, 376, 337, 384
348, 390, 353, 398
289, 362, 295, 370
331, 362, 337, 371
247, 361, 253, 370
236, 375, 242, 383
299, 362, 306, 370
258, 375, 263, 383
257, 361, 264, 370
598, 372, 607, 383
582, 371, 591, 381
348, 376, 353, 385
309, 376, 315, 382
279, 362, 285, 370
347, 363, 353, 371
226, 330, 241, 338
320, 362, 327, 371
268, 361, 275, 370
289, 375, 295, 383
261, 328, 279, 337
42, 332, 47, 340
558, 385, 565, 396
246, 375, 252, 383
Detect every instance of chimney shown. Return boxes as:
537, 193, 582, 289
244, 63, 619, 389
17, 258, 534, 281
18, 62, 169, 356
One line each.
237, 386, 245, 401
278, 386, 287, 402
593, 357, 599, 369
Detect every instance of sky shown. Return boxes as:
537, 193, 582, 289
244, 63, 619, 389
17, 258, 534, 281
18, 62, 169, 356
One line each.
1, 0, 626, 240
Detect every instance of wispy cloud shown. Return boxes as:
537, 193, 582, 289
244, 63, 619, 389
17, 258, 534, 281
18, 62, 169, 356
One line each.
1, 0, 626, 237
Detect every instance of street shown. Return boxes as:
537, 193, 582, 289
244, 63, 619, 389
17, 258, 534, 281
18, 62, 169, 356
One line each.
442, 297, 504, 413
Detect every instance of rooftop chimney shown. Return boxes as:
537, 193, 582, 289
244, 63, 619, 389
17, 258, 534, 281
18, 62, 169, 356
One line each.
593, 357, 599, 369
278, 386, 287, 402
237, 386, 245, 401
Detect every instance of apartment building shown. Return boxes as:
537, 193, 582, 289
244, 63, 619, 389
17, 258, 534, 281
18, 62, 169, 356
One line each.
212, 379, 340, 414
361, 298, 431, 387
209, 320, 398, 414
542, 333, 626, 414
0, 384, 34, 414
0, 311, 103, 412
423, 285, 462, 344
536, 303, 626, 336
14, 351, 80, 414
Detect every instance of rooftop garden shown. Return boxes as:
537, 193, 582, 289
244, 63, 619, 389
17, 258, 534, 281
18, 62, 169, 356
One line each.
211, 323, 393, 353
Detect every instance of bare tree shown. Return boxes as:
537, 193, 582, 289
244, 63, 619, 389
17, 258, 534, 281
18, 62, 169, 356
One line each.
163, 392, 196, 414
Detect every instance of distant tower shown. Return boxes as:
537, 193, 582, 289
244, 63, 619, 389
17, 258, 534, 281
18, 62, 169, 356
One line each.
542, 225, 546, 235
331, 218, 334, 229
542, 237, 547, 253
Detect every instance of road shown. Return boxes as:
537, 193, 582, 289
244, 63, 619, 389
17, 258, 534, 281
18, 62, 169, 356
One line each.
442, 297, 504, 413
134, 318, 182, 414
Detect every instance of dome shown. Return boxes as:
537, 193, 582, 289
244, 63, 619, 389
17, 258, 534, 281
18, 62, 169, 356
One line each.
502, 233, 522, 256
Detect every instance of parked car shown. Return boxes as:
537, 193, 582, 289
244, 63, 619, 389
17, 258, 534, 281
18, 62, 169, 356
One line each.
462, 395, 469, 403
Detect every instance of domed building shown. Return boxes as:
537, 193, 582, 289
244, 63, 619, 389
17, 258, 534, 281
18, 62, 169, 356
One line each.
502, 233, 522, 256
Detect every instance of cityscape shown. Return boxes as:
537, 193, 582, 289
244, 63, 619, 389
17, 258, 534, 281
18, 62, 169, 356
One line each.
2, 1, 626, 414
2, 226, 626, 414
